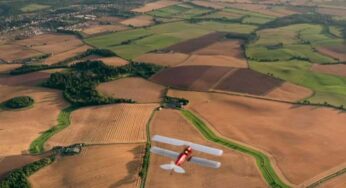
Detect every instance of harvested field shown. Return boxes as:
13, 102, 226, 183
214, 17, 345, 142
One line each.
311, 64, 346, 77
134, 53, 189, 67
0, 154, 48, 180
14, 33, 84, 54
180, 54, 247, 68
45, 104, 157, 148
214, 68, 284, 95
132, 0, 179, 13
165, 32, 226, 53
150, 65, 234, 91
97, 77, 165, 103
0, 64, 21, 75
29, 144, 145, 188
82, 24, 128, 35
43, 45, 91, 65
147, 109, 267, 188
168, 90, 346, 185
315, 46, 346, 62
194, 40, 245, 58
265, 82, 313, 102
0, 85, 67, 156
0, 44, 43, 62
121, 15, 154, 27
96, 57, 128, 67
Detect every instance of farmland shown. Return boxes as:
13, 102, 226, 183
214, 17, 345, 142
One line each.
169, 89, 346, 185
29, 144, 145, 188
1, 0, 346, 187
46, 104, 157, 149
85, 21, 256, 59
97, 77, 165, 103
250, 60, 346, 106
151, 65, 311, 101
147, 109, 267, 188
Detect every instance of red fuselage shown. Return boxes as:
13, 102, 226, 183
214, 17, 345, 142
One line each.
175, 146, 192, 166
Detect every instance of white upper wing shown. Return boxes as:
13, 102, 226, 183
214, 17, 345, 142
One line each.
150, 146, 179, 160
152, 135, 223, 156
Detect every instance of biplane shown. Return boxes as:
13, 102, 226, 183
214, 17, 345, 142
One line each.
150, 135, 223, 174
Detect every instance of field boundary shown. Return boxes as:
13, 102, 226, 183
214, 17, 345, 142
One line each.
140, 109, 157, 188
180, 109, 291, 188
29, 106, 78, 154
304, 163, 346, 188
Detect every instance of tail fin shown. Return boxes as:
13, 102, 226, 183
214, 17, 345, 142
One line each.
160, 161, 185, 174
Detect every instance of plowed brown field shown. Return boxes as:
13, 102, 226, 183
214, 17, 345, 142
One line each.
0, 44, 43, 62
179, 54, 247, 68
168, 90, 346, 185
150, 65, 234, 91
46, 104, 157, 149
311, 64, 346, 77
29, 144, 145, 188
147, 109, 267, 188
97, 77, 165, 103
165, 32, 226, 53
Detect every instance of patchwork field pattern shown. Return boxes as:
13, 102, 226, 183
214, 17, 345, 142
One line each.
168, 90, 346, 185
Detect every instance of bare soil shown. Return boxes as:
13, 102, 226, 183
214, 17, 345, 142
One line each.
165, 32, 226, 53
214, 68, 284, 96
82, 24, 128, 35
150, 65, 234, 91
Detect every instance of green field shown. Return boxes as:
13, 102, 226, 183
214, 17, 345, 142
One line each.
20, 3, 50, 12
247, 24, 338, 64
86, 21, 256, 59
181, 109, 290, 188
249, 60, 346, 107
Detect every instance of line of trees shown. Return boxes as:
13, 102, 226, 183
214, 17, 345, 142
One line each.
0, 156, 55, 188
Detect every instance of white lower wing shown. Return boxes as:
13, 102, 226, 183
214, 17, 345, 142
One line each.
150, 146, 179, 160
190, 156, 221, 169
152, 135, 223, 156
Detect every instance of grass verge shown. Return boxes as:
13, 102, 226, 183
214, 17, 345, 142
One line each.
29, 106, 78, 154
181, 109, 290, 188
139, 109, 156, 188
